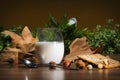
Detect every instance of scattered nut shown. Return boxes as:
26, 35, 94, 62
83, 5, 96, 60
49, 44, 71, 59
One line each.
87, 64, 93, 70
97, 63, 103, 69
76, 60, 86, 69
49, 61, 56, 69
63, 60, 71, 68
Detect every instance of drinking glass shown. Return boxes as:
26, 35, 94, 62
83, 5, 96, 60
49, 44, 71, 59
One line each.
35, 28, 64, 64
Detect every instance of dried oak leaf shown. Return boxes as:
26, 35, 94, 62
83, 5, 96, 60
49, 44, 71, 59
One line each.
0, 26, 38, 64
64, 37, 95, 61
1, 26, 38, 53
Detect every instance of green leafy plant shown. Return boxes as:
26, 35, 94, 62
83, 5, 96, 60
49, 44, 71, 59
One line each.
88, 19, 120, 54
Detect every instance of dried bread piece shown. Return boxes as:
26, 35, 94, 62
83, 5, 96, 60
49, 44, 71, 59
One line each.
78, 53, 120, 69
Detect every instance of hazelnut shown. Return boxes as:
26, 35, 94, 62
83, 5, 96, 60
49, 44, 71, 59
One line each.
63, 60, 71, 68
87, 64, 93, 70
76, 60, 86, 69
97, 63, 103, 69
49, 61, 56, 69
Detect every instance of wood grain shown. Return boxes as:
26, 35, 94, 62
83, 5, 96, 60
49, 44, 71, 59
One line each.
0, 63, 120, 80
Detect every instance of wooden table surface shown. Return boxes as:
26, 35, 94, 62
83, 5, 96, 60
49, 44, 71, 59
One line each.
0, 63, 120, 80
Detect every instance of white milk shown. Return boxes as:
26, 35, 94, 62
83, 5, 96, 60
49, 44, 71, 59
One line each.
35, 42, 64, 64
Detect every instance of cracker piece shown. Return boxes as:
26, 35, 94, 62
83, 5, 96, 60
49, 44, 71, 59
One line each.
78, 54, 120, 68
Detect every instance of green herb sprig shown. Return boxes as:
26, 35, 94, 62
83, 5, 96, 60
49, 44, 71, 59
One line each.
88, 19, 120, 54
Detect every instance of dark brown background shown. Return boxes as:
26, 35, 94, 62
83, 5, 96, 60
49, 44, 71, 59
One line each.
0, 0, 120, 30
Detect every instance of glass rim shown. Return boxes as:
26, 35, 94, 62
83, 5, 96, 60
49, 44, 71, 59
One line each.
36, 27, 63, 41
37, 27, 61, 30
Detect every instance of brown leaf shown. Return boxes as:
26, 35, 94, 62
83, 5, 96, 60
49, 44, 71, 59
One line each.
1, 30, 23, 48
64, 37, 95, 61
1, 26, 38, 53
1, 26, 38, 64
20, 26, 38, 53
21, 26, 34, 43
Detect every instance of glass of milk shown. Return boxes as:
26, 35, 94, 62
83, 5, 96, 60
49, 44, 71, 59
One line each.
35, 28, 64, 64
